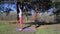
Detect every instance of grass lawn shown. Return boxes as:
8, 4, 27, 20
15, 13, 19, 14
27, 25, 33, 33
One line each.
0, 22, 60, 34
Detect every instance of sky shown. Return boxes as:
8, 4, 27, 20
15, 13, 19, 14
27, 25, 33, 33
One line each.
3, 3, 17, 11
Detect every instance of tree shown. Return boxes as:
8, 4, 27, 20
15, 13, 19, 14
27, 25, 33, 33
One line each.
53, 2, 60, 23
0, 0, 16, 15
4, 8, 13, 16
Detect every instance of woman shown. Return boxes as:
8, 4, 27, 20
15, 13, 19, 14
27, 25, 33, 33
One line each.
17, 2, 23, 31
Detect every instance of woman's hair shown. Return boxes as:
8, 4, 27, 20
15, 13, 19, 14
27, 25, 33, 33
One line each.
17, 2, 22, 20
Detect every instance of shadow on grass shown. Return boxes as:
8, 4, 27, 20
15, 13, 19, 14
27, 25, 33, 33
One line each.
23, 21, 60, 29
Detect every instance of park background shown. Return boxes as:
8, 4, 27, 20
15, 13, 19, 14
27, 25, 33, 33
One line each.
0, 0, 60, 34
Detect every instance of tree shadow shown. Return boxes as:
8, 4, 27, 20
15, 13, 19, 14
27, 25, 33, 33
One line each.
23, 21, 60, 29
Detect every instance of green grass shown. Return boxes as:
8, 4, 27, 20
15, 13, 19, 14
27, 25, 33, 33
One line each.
0, 25, 8, 29
0, 22, 60, 34
36, 28, 56, 34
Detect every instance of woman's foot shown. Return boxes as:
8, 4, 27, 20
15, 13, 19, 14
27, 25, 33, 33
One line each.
19, 28, 23, 31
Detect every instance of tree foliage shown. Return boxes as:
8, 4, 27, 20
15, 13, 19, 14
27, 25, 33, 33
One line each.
22, 0, 52, 11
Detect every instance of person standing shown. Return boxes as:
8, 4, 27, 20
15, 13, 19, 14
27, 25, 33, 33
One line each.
34, 8, 39, 28
18, 4, 23, 31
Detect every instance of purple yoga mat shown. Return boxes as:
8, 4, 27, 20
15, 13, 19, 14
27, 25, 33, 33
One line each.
16, 27, 36, 31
